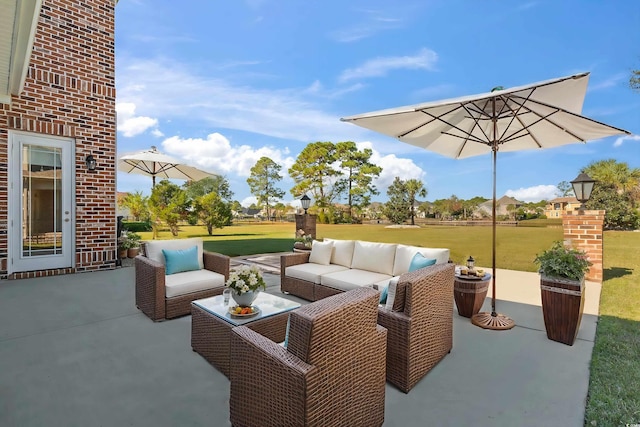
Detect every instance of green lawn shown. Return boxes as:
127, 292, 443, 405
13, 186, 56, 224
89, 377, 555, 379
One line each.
138, 222, 640, 423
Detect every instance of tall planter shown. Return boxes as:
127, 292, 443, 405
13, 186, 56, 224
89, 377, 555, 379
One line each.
540, 275, 585, 346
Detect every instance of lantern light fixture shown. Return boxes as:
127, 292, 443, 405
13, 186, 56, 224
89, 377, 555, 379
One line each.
85, 154, 97, 171
300, 195, 311, 214
570, 173, 596, 210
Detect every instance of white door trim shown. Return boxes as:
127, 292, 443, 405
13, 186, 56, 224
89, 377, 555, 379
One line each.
8, 131, 75, 273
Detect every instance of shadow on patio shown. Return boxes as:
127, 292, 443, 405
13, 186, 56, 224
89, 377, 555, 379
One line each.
0, 261, 601, 426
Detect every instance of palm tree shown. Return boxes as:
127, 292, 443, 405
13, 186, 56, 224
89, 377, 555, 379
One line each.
405, 179, 427, 225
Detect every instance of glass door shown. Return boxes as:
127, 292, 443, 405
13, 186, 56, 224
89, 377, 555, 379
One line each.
9, 132, 74, 273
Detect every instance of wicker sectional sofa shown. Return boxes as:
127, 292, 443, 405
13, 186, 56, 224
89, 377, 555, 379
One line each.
281, 238, 450, 301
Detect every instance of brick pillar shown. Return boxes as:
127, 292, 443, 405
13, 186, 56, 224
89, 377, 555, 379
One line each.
295, 214, 317, 240
562, 210, 605, 283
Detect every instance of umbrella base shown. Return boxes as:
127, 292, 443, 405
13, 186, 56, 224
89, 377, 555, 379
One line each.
471, 311, 515, 330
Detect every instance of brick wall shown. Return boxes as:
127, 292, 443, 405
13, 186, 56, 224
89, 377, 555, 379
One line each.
295, 214, 317, 240
0, 0, 118, 279
562, 210, 605, 283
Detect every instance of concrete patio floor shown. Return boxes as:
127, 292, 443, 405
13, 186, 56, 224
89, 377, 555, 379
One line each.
0, 256, 601, 426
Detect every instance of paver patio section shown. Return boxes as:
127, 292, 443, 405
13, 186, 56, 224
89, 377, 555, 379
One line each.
0, 259, 601, 426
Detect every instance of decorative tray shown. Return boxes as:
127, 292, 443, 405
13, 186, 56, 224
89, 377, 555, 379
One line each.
455, 273, 489, 281
229, 306, 261, 318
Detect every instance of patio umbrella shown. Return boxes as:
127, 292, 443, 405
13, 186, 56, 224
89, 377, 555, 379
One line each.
341, 72, 630, 330
118, 146, 216, 187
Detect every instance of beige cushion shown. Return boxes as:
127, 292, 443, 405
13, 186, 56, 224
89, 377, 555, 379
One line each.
145, 238, 205, 270
309, 240, 333, 265
285, 263, 349, 284
164, 268, 225, 298
384, 277, 401, 311
324, 239, 355, 267
373, 276, 400, 290
392, 245, 450, 276
320, 269, 392, 292
351, 241, 397, 275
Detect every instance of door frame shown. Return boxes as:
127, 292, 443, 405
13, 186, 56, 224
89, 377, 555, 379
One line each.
8, 130, 76, 274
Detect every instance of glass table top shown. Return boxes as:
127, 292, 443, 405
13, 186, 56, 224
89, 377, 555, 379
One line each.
193, 292, 301, 326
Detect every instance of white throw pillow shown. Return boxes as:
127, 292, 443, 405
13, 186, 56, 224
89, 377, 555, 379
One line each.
351, 241, 397, 275
309, 240, 333, 265
330, 239, 355, 267
384, 276, 400, 311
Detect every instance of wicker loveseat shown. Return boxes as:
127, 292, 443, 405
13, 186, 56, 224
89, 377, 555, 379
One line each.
135, 237, 230, 321
281, 238, 450, 301
378, 262, 455, 392
229, 287, 387, 427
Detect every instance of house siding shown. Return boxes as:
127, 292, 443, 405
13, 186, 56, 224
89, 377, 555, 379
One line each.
0, 0, 118, 279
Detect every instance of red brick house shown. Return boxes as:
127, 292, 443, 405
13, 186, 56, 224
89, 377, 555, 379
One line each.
0, 0, 118, 279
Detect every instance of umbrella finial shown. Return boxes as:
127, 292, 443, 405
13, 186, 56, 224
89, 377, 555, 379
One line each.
491, 86, 505, 92
151, 146, 157, 151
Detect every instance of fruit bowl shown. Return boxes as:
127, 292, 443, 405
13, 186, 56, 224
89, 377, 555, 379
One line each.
229, 305, 261, 318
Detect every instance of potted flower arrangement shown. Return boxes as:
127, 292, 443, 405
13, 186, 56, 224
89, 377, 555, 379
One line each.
225, 264, 267, 307
534, 241, 591, 345
118, 230, 142, 258
293, 229, 313, 251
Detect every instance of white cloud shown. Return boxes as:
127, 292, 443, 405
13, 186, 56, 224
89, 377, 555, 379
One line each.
116, 102, 159, 137
241, 196, 258, 207
505, 185, 557, 202
161, 133, 295, 178
339, 48, 438, 82
613, 134, 640, 147
587, 73, 628, 92
117, 58, 367, 143
357, 141, 426, 194
329, 9, 403, 43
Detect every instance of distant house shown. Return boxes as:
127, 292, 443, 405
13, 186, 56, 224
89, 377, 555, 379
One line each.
476, 196, 523, 218
544, 197, 581, 218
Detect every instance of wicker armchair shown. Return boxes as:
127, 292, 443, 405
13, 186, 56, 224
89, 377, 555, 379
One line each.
378, 262, 455, 393
135, 238, 230, 321
229, 287, 387, 427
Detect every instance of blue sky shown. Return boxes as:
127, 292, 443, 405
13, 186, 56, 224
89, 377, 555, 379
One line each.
115, 0, 639, 207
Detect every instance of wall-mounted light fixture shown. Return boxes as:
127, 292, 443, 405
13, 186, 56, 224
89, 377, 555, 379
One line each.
85, 154, 97, 171
570, 173, 596, 210
300, 194, 311, 214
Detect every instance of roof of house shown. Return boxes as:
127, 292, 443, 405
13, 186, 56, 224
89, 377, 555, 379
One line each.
479, 195, 523, 208
548, 197, 580, 203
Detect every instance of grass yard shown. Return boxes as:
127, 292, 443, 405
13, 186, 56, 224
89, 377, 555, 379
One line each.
138, 222, 640, 424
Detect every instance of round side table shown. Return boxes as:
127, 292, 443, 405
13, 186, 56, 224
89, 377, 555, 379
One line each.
454, 274, 491, 318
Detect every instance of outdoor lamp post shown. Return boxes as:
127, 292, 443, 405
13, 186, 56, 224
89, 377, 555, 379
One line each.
466, 256, 475, 272
570, 173, 596, 210
300, 195, 311, 214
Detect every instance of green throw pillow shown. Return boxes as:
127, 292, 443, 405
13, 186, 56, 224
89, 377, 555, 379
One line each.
408, 252, 437, 272
162, 246, 200, 275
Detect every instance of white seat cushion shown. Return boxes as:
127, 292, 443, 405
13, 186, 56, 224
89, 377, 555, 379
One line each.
324, 239, 355, 267
145, 238, 205, 270
392, 245, 450, 276
373, 276, 400, 290
164, 269, 225, 298
285, 263, 349, 284
320, 269, 392, 292
351, 241, 397, 275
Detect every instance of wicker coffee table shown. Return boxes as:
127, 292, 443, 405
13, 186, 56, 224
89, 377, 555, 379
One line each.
191, 293, 300, 377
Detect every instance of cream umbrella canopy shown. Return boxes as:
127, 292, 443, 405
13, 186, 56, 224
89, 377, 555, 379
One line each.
341, 72, 630, 330
118, 146, 216, 187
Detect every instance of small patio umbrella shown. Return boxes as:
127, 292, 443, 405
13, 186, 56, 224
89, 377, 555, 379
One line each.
341, 72, 630, 330
118, 146, 216, 187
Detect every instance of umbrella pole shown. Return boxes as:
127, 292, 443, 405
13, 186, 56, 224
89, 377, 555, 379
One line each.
471, 114, 515, 330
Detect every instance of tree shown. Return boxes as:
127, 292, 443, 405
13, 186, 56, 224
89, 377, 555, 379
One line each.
288, 142, 340, 211
586, 183, 640, 230
230, 200, 243, 214
119, 191, 150, 221
334, 141, 382, 221
631, 68, 640, 91
383, 177, 411, 224
148, 180, 190, 237
247, 157, 285, 221
273, 202, 287, 221
183, 176, 233, 201
582, 159, 640, 207
405, 179, 427, 225
556, 181, 573, 197
195, 192, 233, 235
